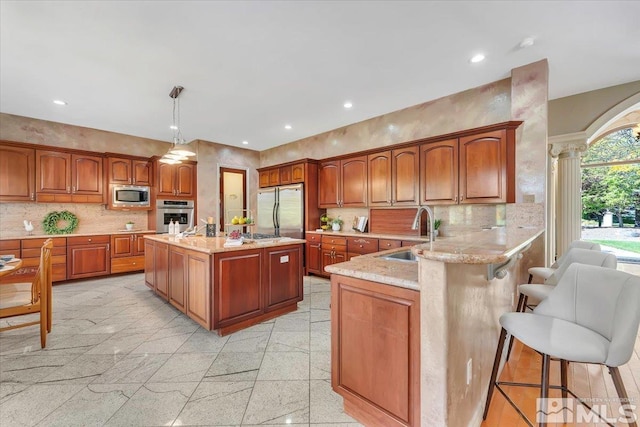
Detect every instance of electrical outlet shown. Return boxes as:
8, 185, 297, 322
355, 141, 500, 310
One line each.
466, 359, 473, 385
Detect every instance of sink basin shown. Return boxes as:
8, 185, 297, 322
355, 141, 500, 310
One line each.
379, 250, 417, 262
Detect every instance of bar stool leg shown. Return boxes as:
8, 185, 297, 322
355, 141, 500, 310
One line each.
483, 328, 507, 420
528, 273, 533, 284
539, 354, 551, 427
609, 366, 638, 427
506, 293, 527, 361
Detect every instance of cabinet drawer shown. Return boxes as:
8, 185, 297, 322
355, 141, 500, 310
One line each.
67, 235, 110, 245
306, 233, 321, 242
22, 237, 66, 248
347, 237, 379, 254
321, 236, 347, 246
0, 240, 20, 252
111, 256, 145, 274
22, 246, 66, 258
52, 264, 67, 282
379, 239, 402, 250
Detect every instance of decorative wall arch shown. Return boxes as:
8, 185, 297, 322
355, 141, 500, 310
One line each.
586, 92, 640, 144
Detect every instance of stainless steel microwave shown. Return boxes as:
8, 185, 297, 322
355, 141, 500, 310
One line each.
112, 185, 150, 207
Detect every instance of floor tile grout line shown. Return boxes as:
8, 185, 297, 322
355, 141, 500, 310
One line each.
239, 320, 274, 425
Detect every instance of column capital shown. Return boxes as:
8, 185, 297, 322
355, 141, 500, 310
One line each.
548, 132, 588, 158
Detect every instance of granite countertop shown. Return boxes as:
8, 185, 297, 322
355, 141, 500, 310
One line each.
144, 234, 306, 255
0, 230, 156, 240
306, 229, 431, 242
412, 226, 544, 264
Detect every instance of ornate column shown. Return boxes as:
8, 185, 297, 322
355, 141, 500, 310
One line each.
549, 133, 588, 257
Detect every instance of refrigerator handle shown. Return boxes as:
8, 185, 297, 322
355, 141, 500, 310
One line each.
275, 188, 281, 231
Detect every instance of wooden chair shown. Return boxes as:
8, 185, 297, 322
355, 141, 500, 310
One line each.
0, 239, 53, 348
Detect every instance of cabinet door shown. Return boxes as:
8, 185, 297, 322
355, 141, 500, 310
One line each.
367, 151, 392, 206
111, 234, 134, 258
459, 130, 507, 204
0, 145, 35, 202
291, 163, 305, 183
71, 154, 103, 196
268, 168, 280, 186
157, 162, 176, 197
134, 234, 147, 255
67, 244, 110, 279
392, 146, 419, 206
169, 246, 187, 313
175, 163, 194, 197
259, 171, 270, 188
36, 150, 71, 194
306, 242, 322, 275
108, 157, 132, 184
421, 139, 458, 205
186, 250, 211, 329
318, 161, 340, 207
144, 240, 155, 290
279, 166, 292, 185
132, 160, 152, 186
264, 244, 302, 311
341, 156, 367, 207
155, 242, 169, 299
379, 239, 402, 250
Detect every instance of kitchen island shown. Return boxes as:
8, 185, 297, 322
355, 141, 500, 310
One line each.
326, 226, 544, 427
144, 234, 305, 336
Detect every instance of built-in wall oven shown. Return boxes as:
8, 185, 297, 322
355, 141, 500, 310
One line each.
156, 200, 194, 233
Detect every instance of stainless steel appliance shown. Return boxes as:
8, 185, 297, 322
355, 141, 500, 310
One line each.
156, 200, 194, 233
257, 183, 304, 238
112, 185, 150, 208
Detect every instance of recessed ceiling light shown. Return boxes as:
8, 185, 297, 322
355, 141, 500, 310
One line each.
470, 54, 485, 63
344, 101, 353, 109
242, 140, 249, 145
284, 124, 292, 130
169, 125, 178, 130
53, 100, 67, 105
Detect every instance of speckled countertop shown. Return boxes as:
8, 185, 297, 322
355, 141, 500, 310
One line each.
324, 226, 543, 291
306, 229, 430, 242
144, 234, 306, 255
0, 230, 156, 240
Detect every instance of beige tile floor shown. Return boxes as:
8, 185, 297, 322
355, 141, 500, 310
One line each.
0, 274, 362, 427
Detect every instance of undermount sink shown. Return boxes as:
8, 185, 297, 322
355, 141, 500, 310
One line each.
379, 250, 418, 262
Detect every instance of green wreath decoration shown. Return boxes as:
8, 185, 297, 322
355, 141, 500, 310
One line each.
42, 210, 79, 235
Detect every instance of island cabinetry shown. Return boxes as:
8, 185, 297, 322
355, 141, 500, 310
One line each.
110, 233, 151, 274
168, 246, 187, 313
107, 156, 152, 186
305, 233, 322, 276
36, 150, 104, 203
186, 250, 211, 329
319, 156, 367, 208
321, 235, 347, 275
264, 244, 303, 312
145, 239, 169, 299
331, 275, 420, 427
156, 161, 196, 199
368, 146, 419, 207
67, 235, 110, 279
0, 144, 35, 202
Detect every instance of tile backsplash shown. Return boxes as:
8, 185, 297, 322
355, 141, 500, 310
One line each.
0, 203, 150, 238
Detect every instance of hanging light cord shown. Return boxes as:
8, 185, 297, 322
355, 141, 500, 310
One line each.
173, 97, 185, 145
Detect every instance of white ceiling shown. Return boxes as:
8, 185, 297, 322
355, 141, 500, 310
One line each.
1, 1, 639, 151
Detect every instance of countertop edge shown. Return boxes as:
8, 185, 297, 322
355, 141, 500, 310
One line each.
1, 230, 157, 240
144, 234, 306, 254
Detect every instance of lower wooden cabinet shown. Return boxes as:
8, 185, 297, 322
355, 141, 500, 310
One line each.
66, 235, 110, 279
264, 244, 303, 311
0, 237, 67, 284
331, 274, 420, 427
186, 250, 211, 329
110, 233, 150, 274
169, 246, 187, 313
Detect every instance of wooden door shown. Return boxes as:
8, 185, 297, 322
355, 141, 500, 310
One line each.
259, 171, 270, 188
111, 234, 134, 257
36, 150, 71, 194
459, 130, 507, 204
341, 156, 367, 207
367, 151, 392, 206
268, 168, 280, 186
306, 242, 322, 275
392, 146, 419, 206
279, 166, 292, 185
144, 240, 155, 290
155, 242, 169, 300
421, 139, 458, 205
175, 163, 194, 197
67, 244, 110, 279
291, 163, 305, 183
134, 234, 147, 255
0, 145, 35, 202
186, 250, 211, 329
318, 160, 340, 207
168, 246, 187, 313
108, 157, 132, 184
132, 160, 152, 186
264, 244, 303, 311
71, 154, 103, 196
157, 163, 176, 197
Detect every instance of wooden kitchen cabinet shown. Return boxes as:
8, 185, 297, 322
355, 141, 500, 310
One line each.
346, 236, 379, 260
305, 233, 322, 275
186, 250, 211, 329
168, 245, 187, 313
259, 171, 270, 188
420, 139, 459, 205
368, 146, 419, 207
157, 161, 196, 199
321, 235, 347, 274
0, 144, 35, 202
145, 240, 169, 299
67, 235, 110, 279
278, 162, 305, 186
263, 244, 303, 312
36, 150, 104, 203
110, 232, 150, 274
269, 169, 280, 186
319, 156, 367, 208
331, 274, 420, 426
0, 237, 66, 285
379, 239, 402, 250
107, 156, 152, 186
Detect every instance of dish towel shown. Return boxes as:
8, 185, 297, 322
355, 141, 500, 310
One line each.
223, 238, 244, 248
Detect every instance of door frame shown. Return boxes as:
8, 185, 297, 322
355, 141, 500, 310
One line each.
218, 165, 248, 232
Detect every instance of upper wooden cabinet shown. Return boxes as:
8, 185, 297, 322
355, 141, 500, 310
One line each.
0, 144, 35, 202
107, 156, 152, 186
368, 146, 419, 207
259, 162, 306, 188
36, 150, 104, 203
319, 156, 367, 208
420, 139, 459, 205
157, 162, 196, 199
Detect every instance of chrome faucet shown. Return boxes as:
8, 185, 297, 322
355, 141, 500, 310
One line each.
411, 205, 435, 242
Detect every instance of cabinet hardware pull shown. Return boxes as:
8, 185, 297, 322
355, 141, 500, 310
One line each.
460, 196, 464, 201
88, 238, 92, 242
106, 244, 110, 251
455, 196, 458, 202
31, 192, 34, 200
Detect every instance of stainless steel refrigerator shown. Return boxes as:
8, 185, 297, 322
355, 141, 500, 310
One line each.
256, 183, 304, 238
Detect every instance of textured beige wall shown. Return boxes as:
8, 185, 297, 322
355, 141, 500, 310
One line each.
0, 113, 259, 237
548, 80, 640, 136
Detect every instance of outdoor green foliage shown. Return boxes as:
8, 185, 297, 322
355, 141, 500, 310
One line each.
581, 128, 640, 227
586, 239, 640, 254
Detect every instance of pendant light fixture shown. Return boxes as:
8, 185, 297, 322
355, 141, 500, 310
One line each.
159, 85, 196, 164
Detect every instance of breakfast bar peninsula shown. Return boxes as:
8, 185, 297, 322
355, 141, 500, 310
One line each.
144, 234, 305, 336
